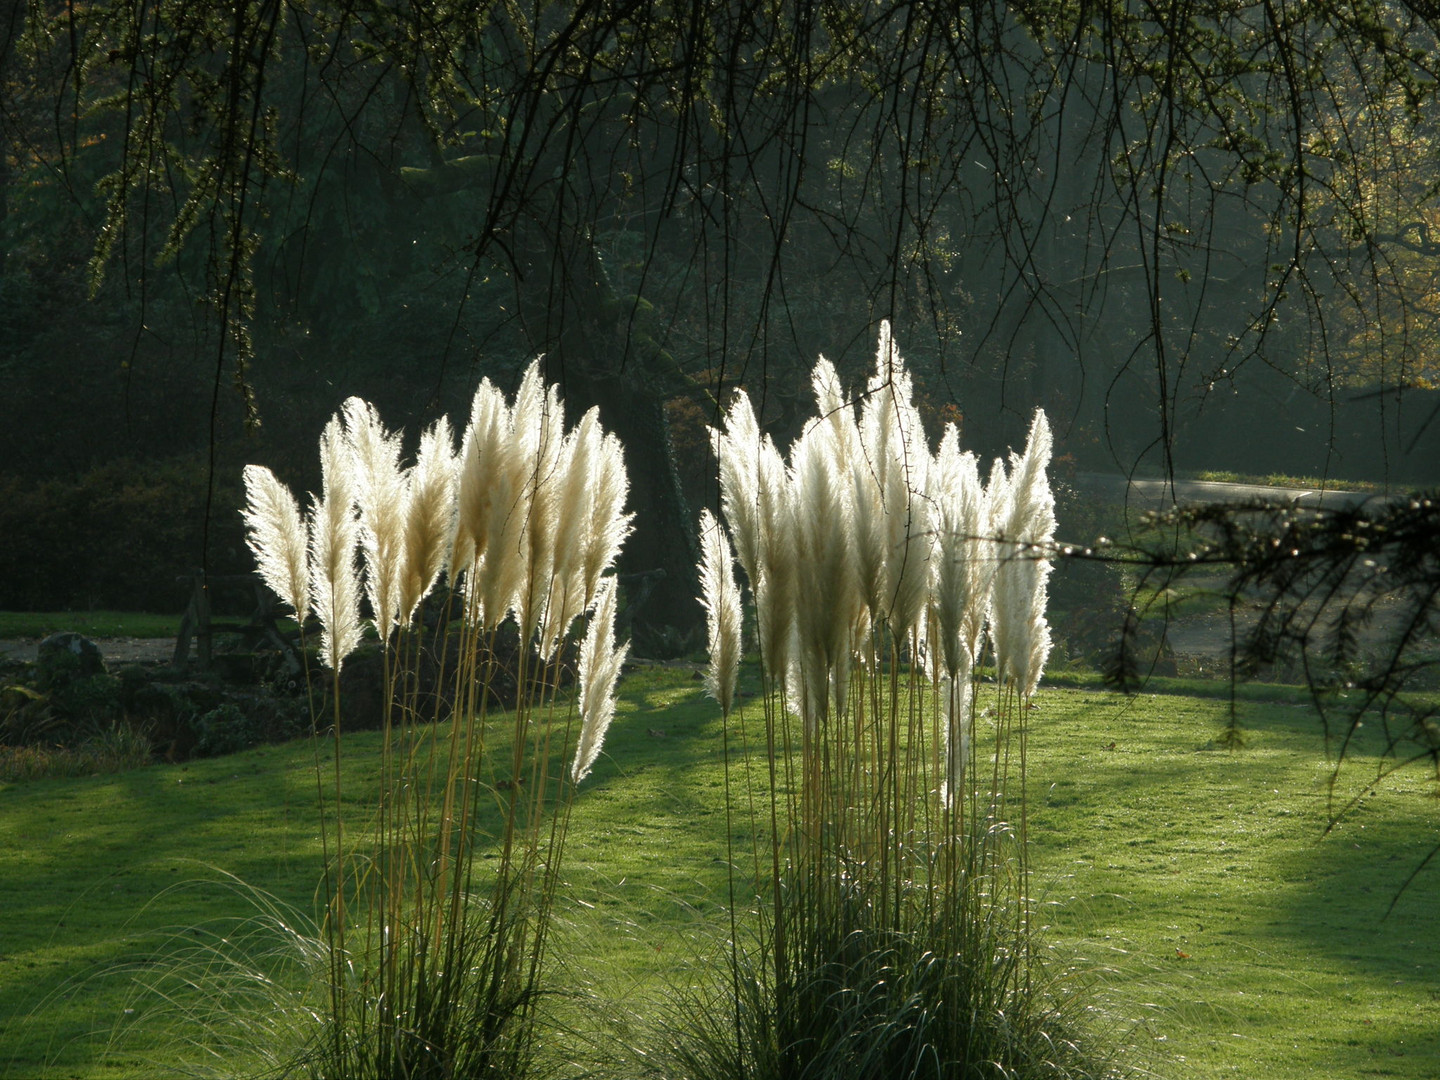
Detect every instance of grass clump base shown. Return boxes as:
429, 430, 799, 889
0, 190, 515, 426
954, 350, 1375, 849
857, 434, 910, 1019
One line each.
662, 887, 1120, 1080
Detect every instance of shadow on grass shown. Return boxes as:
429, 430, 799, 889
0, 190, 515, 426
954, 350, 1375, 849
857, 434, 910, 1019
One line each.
0, 663, 734, 1077
1034, 686, 1440, 1077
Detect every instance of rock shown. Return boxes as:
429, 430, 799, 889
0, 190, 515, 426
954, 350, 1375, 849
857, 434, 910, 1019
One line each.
37, 632, 106, 685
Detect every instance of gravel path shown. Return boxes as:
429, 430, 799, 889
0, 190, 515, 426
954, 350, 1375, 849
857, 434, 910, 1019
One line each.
1073, 472, 1386, 510
0, 637, 175, 664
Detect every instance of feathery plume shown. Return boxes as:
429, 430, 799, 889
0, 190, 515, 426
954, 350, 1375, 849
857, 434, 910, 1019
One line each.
540, 410, 598, 658
712, 390, 763, 587
343, 397, 408, 645
513, 372, 566, 643
242, 465, 311, 621
811, 355, 849, 429
309, 416, 362, 672
473, 390, 529, 634
451, 379, 508, 584
930, 425, 987, 681
859, 321, 930, 634
399, 416, 458, 628
789, 417, 861, 725
990, 410, 1055, 696
698, 509, 743, 717
571, 576, 630, 783
581, 430, 633, 609
753, 433, 797, 680
809, 354, 868, 676
812, 355, 864, 650
850, 440, 888, 626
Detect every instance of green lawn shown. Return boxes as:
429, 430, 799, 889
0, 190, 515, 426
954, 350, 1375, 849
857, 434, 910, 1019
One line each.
1, 665, 1436, 1078
0, 611, 180, 639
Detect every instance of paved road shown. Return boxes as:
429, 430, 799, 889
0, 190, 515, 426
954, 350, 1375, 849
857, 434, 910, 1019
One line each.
1073, 472, 1389, 511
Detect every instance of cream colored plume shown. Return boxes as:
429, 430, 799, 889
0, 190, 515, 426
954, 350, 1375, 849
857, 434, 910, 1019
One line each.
398, 416, 458, 628
711, 388, 799, 679
990, 410, 1055, 697
513, 366, 566, 644
451, 379, 508, 585
789, 411, 862, 726
698, 509, 743, 716
581, 430, 632, 610
242, 465, 311, 621
571, 576, 630, 783
753, 432, 796, 681
540, 409, 600, 659
473, 391, 529, 634
343, 397, 408, 645
929, 425, 989, 681
858, 321, 930, 636
309, 415, 362, 672
711, 389, 763, 588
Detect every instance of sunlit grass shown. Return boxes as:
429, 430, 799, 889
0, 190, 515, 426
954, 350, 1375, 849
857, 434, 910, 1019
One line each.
2, 665, 1436, 1079
1188, 470, 1384, 493
0, 611, 180, 639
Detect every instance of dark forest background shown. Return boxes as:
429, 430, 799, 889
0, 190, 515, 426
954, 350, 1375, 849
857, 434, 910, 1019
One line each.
5, 0, 1440, 635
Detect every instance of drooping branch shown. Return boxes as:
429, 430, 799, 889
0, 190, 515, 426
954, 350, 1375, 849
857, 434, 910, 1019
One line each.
1374, 221, 1440, 256
1109, 494, 1440, 832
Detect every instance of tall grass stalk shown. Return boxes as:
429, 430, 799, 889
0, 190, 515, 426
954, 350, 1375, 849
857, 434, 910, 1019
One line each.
689, 325, 1099, 1078
242, 361, 631, 1079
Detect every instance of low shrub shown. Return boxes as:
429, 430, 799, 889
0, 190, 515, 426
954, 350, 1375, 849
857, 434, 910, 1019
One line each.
0, 722, 152, 781
0, 458, 246, 612
192, 703, 256, 757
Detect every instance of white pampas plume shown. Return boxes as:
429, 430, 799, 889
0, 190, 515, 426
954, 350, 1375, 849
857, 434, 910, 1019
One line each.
513, 366, 566, 644
859, 321, 930, 635
581, 430, 633, 609
929, 425, 987, 681
571, 576, 630, 783
242, 465, 311, 621
309, 416, 362, 672
540, 409, 600, 658
343, 397, 408, 645
789, 414, 861, 726
927, 424, 990, 810
990, 410, 1055, 697
811, 355, 852, 438
398, 416, 457, 628
972, 454, 1010, 662
451, 379, 508, 585
753, 433, 796, 680
850, 441, 888, 625
711, 390, 763, 587
698, 508, 743, 717
809, 354, 868, 687
471, 380, 530, 634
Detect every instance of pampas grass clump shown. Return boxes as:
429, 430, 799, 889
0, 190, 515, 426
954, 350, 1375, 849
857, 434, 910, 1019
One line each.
239, 360, 632, 1079
687, 323, 1115, 1080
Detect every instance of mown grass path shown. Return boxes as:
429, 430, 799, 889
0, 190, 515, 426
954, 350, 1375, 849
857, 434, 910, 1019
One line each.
2, 666, 1436, 1078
